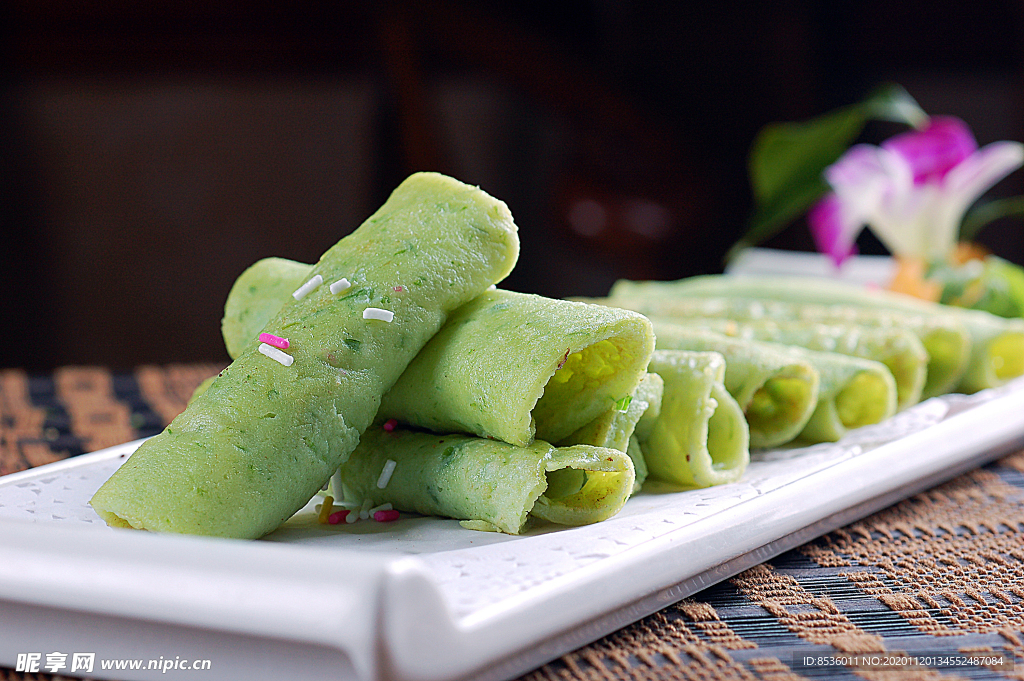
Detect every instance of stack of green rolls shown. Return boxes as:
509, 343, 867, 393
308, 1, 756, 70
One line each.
218, 258, 753, 532
92, 173, 757, 540
91, 172, 522, 539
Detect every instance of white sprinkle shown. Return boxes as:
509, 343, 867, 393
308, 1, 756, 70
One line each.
368, 502, 393, 515
329, 277, 352, 294
358, 498, 374, 520
363, 307, 394, 322
377, 459, 397, 488
259, 343, 293, 366
292, 274, 323, 300
345, 506, 360, 523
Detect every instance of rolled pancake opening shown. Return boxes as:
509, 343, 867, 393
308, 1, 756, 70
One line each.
743, 366, 820, 447
651, 323, 820, 448
336, 428, 635, 534
799, 363, 897, 443
222, 268, 655, 448
918, 324, 973, 397
956, 315, 1024, 393
652, 322, 897, 445
989, 332, 1024, 382
640, 350, 749, 488
655, 316, 927, 412
381, 289, 655, 445
559, 372, 664, 492
559, 372, 664, 453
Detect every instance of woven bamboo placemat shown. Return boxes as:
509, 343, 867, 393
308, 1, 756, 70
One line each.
2, 365, 1024, 680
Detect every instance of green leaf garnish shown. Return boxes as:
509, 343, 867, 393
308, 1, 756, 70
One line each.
730, 83, 927, 263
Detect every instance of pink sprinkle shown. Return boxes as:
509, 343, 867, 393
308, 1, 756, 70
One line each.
259, 333, 289, 349
374, 509, 400, 522
328, 510, 349, 524
382, 418, 398, 432
394, 285, 404, 292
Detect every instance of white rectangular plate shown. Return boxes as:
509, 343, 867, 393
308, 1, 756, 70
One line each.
3, 377, 1024, 681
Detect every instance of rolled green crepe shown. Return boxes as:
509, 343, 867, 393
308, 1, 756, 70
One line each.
653, 323, 898, 444
586, 321, 818, 448
614, 275, 1023, 394
380, 290, 655, 445
90, 172, 520, 539
560, 372, 664, 491
222, 257, 313, 360
652, 317, 926, 411
559, 372, 663, 452
335, 427, 635, 534
600, 292, 969, 400
222, 263, 655, 448
639, 350, 749, 488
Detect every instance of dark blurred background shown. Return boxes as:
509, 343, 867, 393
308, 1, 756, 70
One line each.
3, 0, 1024, 370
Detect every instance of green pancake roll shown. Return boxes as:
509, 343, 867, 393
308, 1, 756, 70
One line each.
559, 372, 663, 492
658, 317, 926, 411
90, 172, 520, 539
222, 257, 314, 360
653, 323, 897, 444
954, 308, 1024, 393
334, 427, 635, 534
599, 292, 969, 400
614, 274, 1022, 394
559, 372, 664, 452
628, 323, 819, 448
379, 289, 655, 445
222, 263, 655, 447
638, 350, 748, 487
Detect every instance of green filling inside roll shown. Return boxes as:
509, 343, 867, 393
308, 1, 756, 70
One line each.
560, 372, 663, 453
836, 370, 894, 429
651, 323, 820, 448
745, 371, 819, 442
920, 327, 971, 398
991, 332, 1024, 381
535, 338, 633, 442
560, 372, 663, 492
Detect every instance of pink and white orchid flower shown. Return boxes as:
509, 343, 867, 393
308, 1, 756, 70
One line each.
809, 116, 1024, 267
